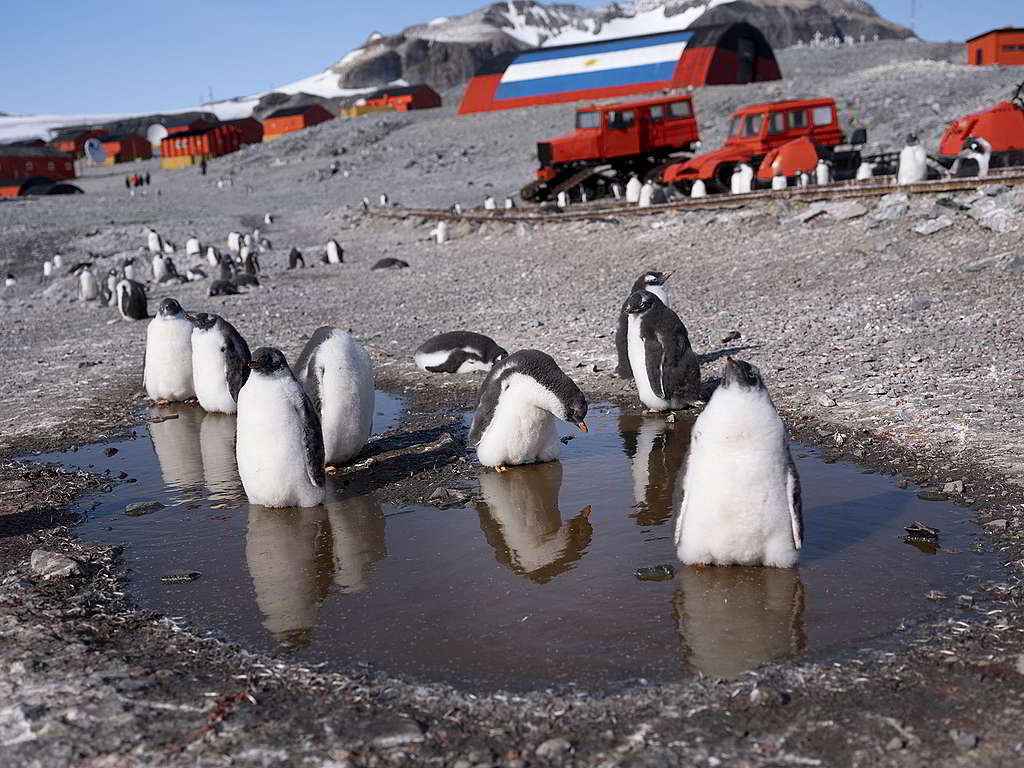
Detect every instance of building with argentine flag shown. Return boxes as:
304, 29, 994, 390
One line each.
458, 22, 780, 115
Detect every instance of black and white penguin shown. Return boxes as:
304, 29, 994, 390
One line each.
379, 193, 389, 207
185, 236, 201, 258
104, 269, 118, 306
42, 260, 53, 279
186, 266, 207, 282
227, 231, 241, 253
288, 247, 305, 269
371, 257, 408, 270
209, 279, 240, 297
325, 239, 343, 264
52, 254, 64, 269
414, 331, 507, 374
468, 350, 588, 469
241, 247, 260, 275
187, 312, 251, 414
504, 197, 516, 210
614, 271, 672, 379
815, 158, 831, 185
897, 133, 928, 185
953, 137, 992, 178
234, 273, 260, 290
151, 253, 168, 283
361, 197, 370, 212
625, 175, 642, 203
236, 347, 326, 508
122, 256, 137, 282
146, 229, 162, 254
690, 179, 706, 198
4, 273, 15, 288
294, 327, 375, 469
264, 212, 273, 225
622, 290, 700, 411
144, 298, 194, 403
483, 195, 496, 210
162, 240, 175, 255
674, 357, 802, 568
78, 265, 99, 302
855, 161, 875, 180
115, 279, 147, 320
434, 221, 448, 244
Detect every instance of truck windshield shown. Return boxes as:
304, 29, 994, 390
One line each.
576, 111, 599, 130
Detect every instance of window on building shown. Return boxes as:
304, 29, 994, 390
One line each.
789, 109, 808, 130
767, 112, 785, 134
576, 111, 599, 129
649, 105, 664, 122
812, 106, 833, 126
1003, 45, 1024, 51
668, 100, 692, 119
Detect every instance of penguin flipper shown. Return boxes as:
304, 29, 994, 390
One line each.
656, 324, 697, 402
224, 330, 252, 402
786, 450, 803, 549
298, 390, 326, 488
614, 312, 632, 378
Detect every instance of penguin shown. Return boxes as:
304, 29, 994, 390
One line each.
798, 171, 810, 187
468, 350, 588, 469
855, 161, 875, 180
185, 236, 201, 257
379, 193, 389, 207
103, 269, 118, 305
953, 137, 992, 178
186, 266, 207, 282
771, 170, 787, 190
146, 229, 162, 254
611, 182, 623, 200
227, 231, 241, 253
325, 492, 387, 594
625, 175, 642, 203
264, 212, 273, 225
42, 260, 53, 279
414, 331, 507, 374
243, 233, 252, 249
217, 254, 236, 281
897, 133, 928, 185
241, 247, 259, 275
209, 279, 240, 297
52, 254, 64, 269
614, 271, 672, 380
67, 261, 92, 277
483, 195, 496, 210
294, 327, 374, 469
258, 237, 272, 252
207, 246, 222, 268
236, 347, 326, 508
325, 239, 344, 264
690, 179, 706, 198
434, 221, 448, 244
361, 197, 370, 212
151, 253, 168, 283
737, 163, 754, 193
123, 256, 137, 282
78, 266, 99, 302
4, 273, 15, 288
729, 166, 742, 194
638, 180, 655, 207
557, 191, 568, 208
143, 298, 195, 403
453, 203, 463, 215
187, 312, 251, 414
504, 197, 515, 210
162, 240, 175, 255
288, 247, 305, 269
252, 227, 261, 242
234, 273, 260, 290
115, 279, 147, 320
815, 158, 831, 185
623, 290, 700, 411
371, 257, 408, 270
673, 357, 803, 568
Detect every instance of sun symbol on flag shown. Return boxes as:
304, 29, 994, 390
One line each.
584, 58, 600, 67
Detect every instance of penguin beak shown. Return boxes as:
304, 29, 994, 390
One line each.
248, 361, 263, 371
661, 271, 673, 281
578, 422, 588, 433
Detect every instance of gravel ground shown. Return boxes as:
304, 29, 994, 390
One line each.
4, 39, 1024, 766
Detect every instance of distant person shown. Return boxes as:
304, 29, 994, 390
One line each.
200, 159, 207, 176
125, 177, 130, 190
146, 172, 151, 185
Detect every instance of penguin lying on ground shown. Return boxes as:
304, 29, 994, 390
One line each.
615, 270, 672, 379
623, 290, 701, 411
187, 312, 251, 414
371, 257, 409, 270
234, 273, 260, 290
208, 279, 240, 297
469, 350, 588, 470
414, 331, 507, 374
115, 279, 147, 320
295, 327, 374, 469
674, 357, 802, 568
236, 347, 325, 508
144, 298, 194, 403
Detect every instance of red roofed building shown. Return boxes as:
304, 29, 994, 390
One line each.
99, 134, 152, 165
967, 28, 1024, 66
262, 105, 334, 141
160, 124, 241, 169
49, 128, 107, 159
222, 117, 264, 144
0, 145, 75, 197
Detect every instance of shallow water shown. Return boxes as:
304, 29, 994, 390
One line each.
37, 398, 994, 690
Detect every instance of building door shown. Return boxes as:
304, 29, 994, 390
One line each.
975, 48, 983, 65
738, 38, 755, 83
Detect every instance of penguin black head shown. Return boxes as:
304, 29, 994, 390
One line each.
249, 347, 289, 375
622, 289, 662, 314
564, 392, 589, 433
186, 312, 218, 331
642, 270, 672, 287
905, 133, 919, 146
722, 357, 764, 390
157, 298, 184, 317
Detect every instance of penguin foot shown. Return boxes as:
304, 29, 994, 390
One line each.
154, 398, 171, 405
325, 465, 338, 474
643, 408, 665, 415
495, 465, 509, 472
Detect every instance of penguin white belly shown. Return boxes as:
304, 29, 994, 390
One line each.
318, 341, 374, 466
415, 347, 491, 373
192, 333, 236, 414
200, 412, 241, 497
627, 316, 670, 411
476, 401, 559, 467
144, 319, 194, 401
631, 420, 660, 506
236, 376, 324, 508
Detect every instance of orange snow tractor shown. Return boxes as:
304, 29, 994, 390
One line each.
938, 81, 1024, 167
662, 97, 885, 192
521, 94, 700, 203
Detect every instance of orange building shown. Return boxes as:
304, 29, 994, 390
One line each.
366, 84, 441, 111
222, 117, 264, 144
262, 105, 334, 141
160, 124, 241, 169
49, 128, 107, 159
967, 27, 1024, 66
99, 134, 152, 165
0, 145, 75, 197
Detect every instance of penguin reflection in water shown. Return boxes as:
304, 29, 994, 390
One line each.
674, 358, 803, 568
469, 350, 588, 470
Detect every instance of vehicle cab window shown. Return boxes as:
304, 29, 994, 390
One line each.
812, 106, 833, 126
743, 113, 763, 137
608, 110, 636, 129
649, 105, 664, 122
766, 112, 785, 134
788, 109, 808, 130
576, 111, 599, 130
668, 100, 692, 119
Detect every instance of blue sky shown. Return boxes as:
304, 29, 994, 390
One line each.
4, 1, 1018, 115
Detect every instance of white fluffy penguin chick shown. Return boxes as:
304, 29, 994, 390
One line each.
469, 350, 588, 470
187, 312, 252, 414
897, 133, 928, 185
236, 347, 326, 508
674, 357, 803, 568
623, 290, 700, 411
294, 327, 374, 469
144, 298, 195, 403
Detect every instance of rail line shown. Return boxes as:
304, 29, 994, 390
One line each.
368, 168, 1024, 225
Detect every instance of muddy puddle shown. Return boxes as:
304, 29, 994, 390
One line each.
34, 398, 996, 691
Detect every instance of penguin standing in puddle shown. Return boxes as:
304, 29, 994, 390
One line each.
187, 312, 251, 414
623, 290, 700, 411
674, 357, 802, 568
144, 298, 194, 403
615, 270, 672, 379
469, 350, 588, 470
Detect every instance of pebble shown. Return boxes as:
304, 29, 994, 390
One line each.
816, 393, 837, 407
950, 730, 979, 750
535, 737, 572, 759
942, 480, 964, 494
925, 590, 948, 601
370, 715, 425, 748
913, 215, 953, 236
983, 518, 1008, 531
29, 549, 83, 579
123, 500, 165, 516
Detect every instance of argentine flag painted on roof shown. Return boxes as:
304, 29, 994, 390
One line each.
495, 30, 693, 101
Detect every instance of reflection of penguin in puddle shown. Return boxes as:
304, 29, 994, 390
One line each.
619, 412, 691, 526
245, 506, 332, 646
476, 462, 593, 583
325, 491, 387, 593
147, 405, 205, 491
672, 566, 805, 678
199, 413, 242, 498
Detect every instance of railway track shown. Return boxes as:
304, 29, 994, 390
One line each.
369, 168, 1024, 225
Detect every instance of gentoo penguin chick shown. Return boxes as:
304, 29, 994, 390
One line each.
504, 197, 515, 209
469, 350, 588, 470
625, 175, 642, 203
897, 133, 928, 185
434, 221, 448, 244
611, 182, 623, 199
361, 197, 370, 212
52, 254, 64, 269
371, 257, 408, 270
227, 231, 241, 253
146, 229, 162, 254
209, 279, 240, 297
295, 327, 374, 469
144, 298, 195, 403
556, 191, 568, 208
414, 331, 507, 374
4, 273, 15, 288
42, 260, 53, 279
187, 312, 251, 414
78, 266, 99, 301
483, 195, 496, 210
690, 179, 706, 198
855, 161, 875, 180
151, 253, 168, 283
105, 269, 118, 306
674, 357, 802, 568
638, 180, 654, 207
737, 163, 754, 193
162, 240, 175, 255
798, 171, 810, 187
325, 239, 344, 264
771, 169, 787, 190
379, 193, 389, 207
236, 347, 325, 508
264, 212, 273, 225
953, 137, 992, 178
623, 290, 700, 411
204, 246, 219, 267
614, 270, 672, 380
815, 158, 831, 185
115, 279, 147, 320
288, 247, 305, 269
185, 236, 201, 257
241, 247, 260, 275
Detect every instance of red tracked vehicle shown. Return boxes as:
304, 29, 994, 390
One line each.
938, 82, 1024, 167
521, 94, 700, 203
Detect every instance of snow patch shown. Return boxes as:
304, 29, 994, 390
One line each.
428, 17, 450, 26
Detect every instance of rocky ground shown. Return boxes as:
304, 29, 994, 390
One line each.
4, 39, 1024, 767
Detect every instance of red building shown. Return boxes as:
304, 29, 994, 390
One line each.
166, 117, 211, 135
0, 145, 76, 197
222, 117, 264, 144
49, 128, 107, 159
160, 124, 241, 169
967, 28, 1024, 66
99, 134, 152, 165
365, 84, 441, 111
262, 105, 334, 141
